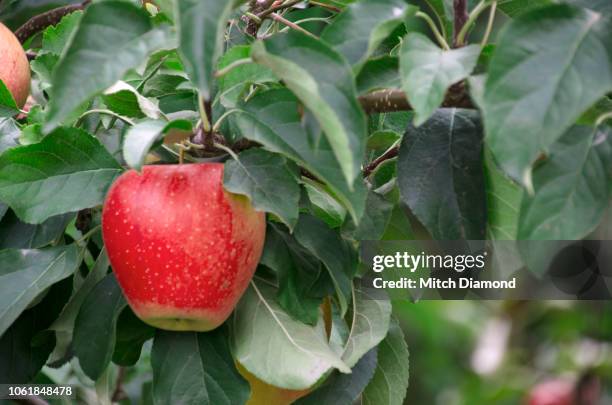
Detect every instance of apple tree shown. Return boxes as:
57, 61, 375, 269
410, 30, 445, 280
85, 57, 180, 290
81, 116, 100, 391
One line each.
0, 0, 611, 403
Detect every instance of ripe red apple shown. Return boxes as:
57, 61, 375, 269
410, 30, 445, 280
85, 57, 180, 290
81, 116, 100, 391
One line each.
0, 23, 30, 109
102, 163, 266, 331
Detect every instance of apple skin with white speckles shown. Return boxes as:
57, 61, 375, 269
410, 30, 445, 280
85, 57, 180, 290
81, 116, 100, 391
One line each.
102, 163, 266, 332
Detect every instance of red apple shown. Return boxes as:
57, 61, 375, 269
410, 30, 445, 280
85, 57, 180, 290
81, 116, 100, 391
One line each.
102, 163, 266, 331
0, 23, 30, 109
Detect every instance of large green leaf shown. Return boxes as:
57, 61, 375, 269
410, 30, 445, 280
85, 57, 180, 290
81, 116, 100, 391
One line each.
0, 128, 123, 224
112, 308, 155, 367
251, 32, 366, 187
294, 214, 357, 316
362, 317, 409, 405
483, 4, 612, 183
231, 89, 366, 223
498, 0, 553, 17
321, 0, 416, 67
400, 33, 480, 126
296, 348, 377, 405
343, 191, 393, 241
73, 273, 127, 380
231, 281, 350, 390
0, 245, 80, 337
261, 223, 324, 325
152, 328, 249, 405
397, 109, 487, 240
485, 151, 522, 240
44, 1, 176, 131
0, 211, 72, 249
177, 0, 240, 100
0, 117, 19, 154
224, 148, 300, 230
518, 126, 610, 240
304, 182, 347, 228
0, 278, 72, 384
0, 79, 19, 118
341, 288, 391, 368
356, 56, 401, 95
48, 248, 110, 364
41, 10, 82, 55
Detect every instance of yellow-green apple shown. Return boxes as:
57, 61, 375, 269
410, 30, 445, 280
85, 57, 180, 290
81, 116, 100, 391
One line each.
0, 23, 30, 109
102, 163, 266, 331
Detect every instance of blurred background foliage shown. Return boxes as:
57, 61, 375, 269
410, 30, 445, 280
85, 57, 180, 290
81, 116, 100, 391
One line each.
31, 300, 612, 404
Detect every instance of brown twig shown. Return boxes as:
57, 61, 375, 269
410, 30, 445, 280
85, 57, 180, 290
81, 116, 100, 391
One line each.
363, 147, 399, 178
244, 0, 275, 36
269, 12, 318, 38
15, 0, 91, 44
309, 1, 342, 13
258, 0, 303, 20
358, 85, 473, 113
453, 0, 469, 47
245, 0, 303, 37
111, 367, 127, 402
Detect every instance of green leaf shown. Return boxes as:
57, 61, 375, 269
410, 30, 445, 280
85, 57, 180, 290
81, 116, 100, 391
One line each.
295, 348, 377, 405
217, 45, 275, 107
294, 214, 357, 316
304, 181, 347, 228
231, 88, 367, 223
343, 191, 393, 241
102, 81, 161, 119
48, 248, 110, 364
0, 127, 123, 224
0, 211, 72, 249
0, 278, 72, 384
381, 205, 414, 240
231, 281, 350, 390
356, 56, 400, 95
485, 150, 522, 240
398, 109, 487, 240
422, 0, 453, 41
224, 148, 300, 230
0, 117, 19, 154
498, 0, 553, 17
123, 119, 192, 170
400, 33, 480, 126
73, 273, 127, 380
41, 10, 82, 55
45, 1, 176, 131
19, 124, 44, 146
566, 0, 612, 14
261, 223, 323, 325
321, 0, 417, 67
177, 0, 240, 100
112, 308, 155, 366
362, 317, 410, 405
30, 53, 59, 92
341, 288, 391, 368
152, 327, 249, 405
0, 79, 19, 118
0, 245, 80, 337
483, 4, 612, 182
123, 120, 166, 169
251, 32, 367, 186
518, 126, 610, 240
